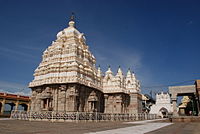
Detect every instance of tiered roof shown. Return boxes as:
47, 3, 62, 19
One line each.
102, 66, 140, 93
29, 17, 140, 94
29, 19, 102, 90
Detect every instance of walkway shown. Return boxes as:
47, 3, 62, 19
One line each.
1, 118, 199, 134
87, 119, 172, 134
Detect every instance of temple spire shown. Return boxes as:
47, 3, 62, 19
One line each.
69, 12, 75, 27
106, 65, 113, 75
116, 66, 123, 79
126, 68, 132, 77
97, 65, 102, 77
117, 66, 123, 75
70, 12, 75, 21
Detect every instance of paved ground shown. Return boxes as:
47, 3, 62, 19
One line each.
146, 122, 200, 134
0, 119, 137, 134
87, 122, 172, 134
0, 119, 199, 134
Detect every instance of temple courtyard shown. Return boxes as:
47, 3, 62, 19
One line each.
0, 119, 199, 134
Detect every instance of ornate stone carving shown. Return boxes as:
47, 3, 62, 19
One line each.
29, 17, 142, 114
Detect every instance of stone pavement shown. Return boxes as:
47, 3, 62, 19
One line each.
87, 122, 172, 134
0, 119, 199, 134
146, 122, 200, 134
0, 120, 137, 134
0, 118, 13, 120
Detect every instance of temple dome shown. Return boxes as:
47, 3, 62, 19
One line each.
56, 20, 82, 39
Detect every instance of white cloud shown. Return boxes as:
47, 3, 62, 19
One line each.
0, 80, 31, 96
0, 46, 35, 58
0, 46, 39, 63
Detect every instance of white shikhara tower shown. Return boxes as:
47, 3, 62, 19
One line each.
29, 16, 142, 114
102, 67, 140, 93
102, 66, 141, 113
29, 17, 101, 90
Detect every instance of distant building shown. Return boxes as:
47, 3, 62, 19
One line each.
0, 92, 30, 116
195, 80, 200, 115
149, 92, 172, 117
142, 94, 155, 113
178, 96, 191, 115
169, 80, 200, 116
28, 16, 142, 114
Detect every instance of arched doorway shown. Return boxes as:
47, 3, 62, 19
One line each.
169, 85, 198, 116
18, 103, 28, 111
4, 103, 15, 115
159, 107, 168, 118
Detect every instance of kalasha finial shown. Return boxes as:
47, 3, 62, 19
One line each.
70, 12, 75, 22
69, 12, 75, 27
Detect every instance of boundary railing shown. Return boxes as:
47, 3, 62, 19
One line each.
10, 110, 158, 122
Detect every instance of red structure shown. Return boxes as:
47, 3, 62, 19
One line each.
0, 92, 30, 116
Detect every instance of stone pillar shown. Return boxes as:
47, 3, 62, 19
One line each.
49, 98, 52, 108
116, 95, 122, 113
30, 91, 36, 112
129, 93, 140, 114
68, 85, 78, 112
172, 98, 178, 116
15, 101, 19, 111
27, 103, 30, 112
88, 101, 92, 112
60, 85, 67, 112
78, 87, 82, 112
0, 99, 5, 115
53, 88, 59, 112
35, 97, 41, 111
47, 99, 49, 108
41, 99, 44, 109
104, 94, 108, 113
32, 88, 41, 112
57, 88, 62, 111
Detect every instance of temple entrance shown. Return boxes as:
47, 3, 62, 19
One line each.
42, 98, 52, 111
169, 85, 199, 116
4, 103, 15, 114
18, 103, 28, 111
177, 93, 198, 116
159, 107, 168, 118
88, 91, 99, 112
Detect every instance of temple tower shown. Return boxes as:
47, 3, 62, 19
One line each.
29, 15, 142, 114
29, 15, 104, 112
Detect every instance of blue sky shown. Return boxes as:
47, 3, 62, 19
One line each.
0, 0, 200, 95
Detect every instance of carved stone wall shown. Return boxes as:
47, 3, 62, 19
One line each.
31, 84, 104, 112
128, 93, 142, 114
149, 92, 173, 117
104, 93, 130, 113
